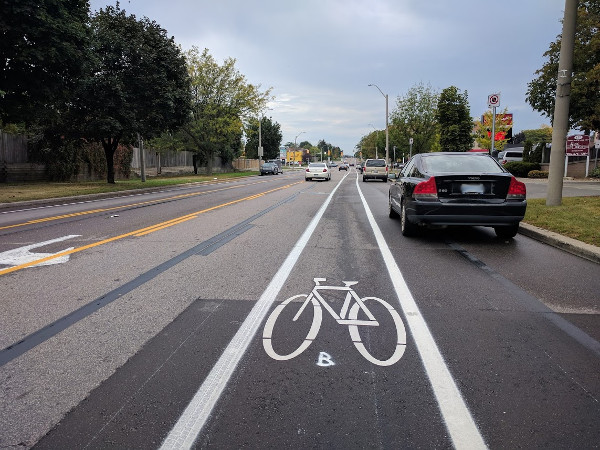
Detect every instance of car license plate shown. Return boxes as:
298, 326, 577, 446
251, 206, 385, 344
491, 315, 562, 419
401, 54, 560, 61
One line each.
460, 183, 485, 194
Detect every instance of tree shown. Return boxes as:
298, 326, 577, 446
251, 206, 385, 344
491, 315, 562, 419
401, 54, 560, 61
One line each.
389, 82, 439, 157
178, 47, 272, 175
0, 0, 89, 126
245, 116, 282, 160
526, 1, 600, 132
436, 86, 473, 151
77, 4, 191, 183
472, 108, 512, 151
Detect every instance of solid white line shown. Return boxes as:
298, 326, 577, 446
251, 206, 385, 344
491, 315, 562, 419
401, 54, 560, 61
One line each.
355, 176, 487, 449
160, 174, 349, 449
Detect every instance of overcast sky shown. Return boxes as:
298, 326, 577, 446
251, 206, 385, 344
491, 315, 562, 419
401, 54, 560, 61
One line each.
90, 0, 566, 155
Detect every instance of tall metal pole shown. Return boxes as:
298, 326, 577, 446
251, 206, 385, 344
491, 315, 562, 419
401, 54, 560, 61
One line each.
368, 84, 389, 165
491, 106, 496, 155
547, 0, 579, 206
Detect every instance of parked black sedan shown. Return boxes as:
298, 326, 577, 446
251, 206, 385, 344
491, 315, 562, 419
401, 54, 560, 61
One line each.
388, 152, 527, 238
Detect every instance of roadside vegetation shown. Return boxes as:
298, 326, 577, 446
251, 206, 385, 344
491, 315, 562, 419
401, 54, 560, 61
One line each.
524, 197, 600, 247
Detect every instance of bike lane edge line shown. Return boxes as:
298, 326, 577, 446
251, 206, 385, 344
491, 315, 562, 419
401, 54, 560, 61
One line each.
159, 173, 351, 450
355, 175, 488, 450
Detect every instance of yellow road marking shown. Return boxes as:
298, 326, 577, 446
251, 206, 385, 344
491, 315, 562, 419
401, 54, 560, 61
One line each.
0, 182, 302, 276
0, 179, 273, 231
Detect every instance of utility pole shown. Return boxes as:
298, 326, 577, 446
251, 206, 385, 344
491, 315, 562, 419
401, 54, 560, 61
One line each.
547, 0, 579, 206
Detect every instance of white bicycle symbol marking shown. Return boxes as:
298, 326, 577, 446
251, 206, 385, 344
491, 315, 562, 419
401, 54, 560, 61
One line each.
263, 278, 407, 366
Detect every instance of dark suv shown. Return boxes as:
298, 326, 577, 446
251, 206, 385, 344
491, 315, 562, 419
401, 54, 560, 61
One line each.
362, 159, 388, 182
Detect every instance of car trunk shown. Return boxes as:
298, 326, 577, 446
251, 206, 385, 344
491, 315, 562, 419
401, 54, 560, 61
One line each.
433, 175, 511, 202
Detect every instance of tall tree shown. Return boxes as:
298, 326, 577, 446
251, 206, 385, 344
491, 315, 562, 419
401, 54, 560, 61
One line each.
245, 116, 282, 160
179, 47, 272, 175
436, 86, 473, 152
526, 1, 600, 132
0, 0, 90, 126
389, 82, 439, 157
77, 4, 191, 183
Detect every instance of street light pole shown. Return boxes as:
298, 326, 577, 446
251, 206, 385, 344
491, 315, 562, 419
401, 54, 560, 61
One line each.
368, 84, 389, 166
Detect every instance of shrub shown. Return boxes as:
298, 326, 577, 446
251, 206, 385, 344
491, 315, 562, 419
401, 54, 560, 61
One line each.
528, 170, 549, 178
503, 161, 540, 177
590, 167, 600, 178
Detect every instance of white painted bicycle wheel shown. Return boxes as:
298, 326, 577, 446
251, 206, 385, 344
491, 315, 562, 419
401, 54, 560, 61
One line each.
263, 294, 322, 361
348, 297, 406, 366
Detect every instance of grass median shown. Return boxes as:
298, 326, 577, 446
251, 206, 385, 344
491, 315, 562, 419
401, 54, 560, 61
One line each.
0, 172, 255, 203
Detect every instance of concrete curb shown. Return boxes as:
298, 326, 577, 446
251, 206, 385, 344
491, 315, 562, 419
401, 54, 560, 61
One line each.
519, 222, 600, 265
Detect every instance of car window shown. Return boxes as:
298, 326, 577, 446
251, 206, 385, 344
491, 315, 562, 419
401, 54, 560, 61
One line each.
504, 152, 522, 158
310, 163, 325, 168
401, 159, 415, 177
421, 155, 504, 173
366, 159, 386, 167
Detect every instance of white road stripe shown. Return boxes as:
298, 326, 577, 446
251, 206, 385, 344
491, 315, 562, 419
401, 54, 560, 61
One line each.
160, 174, 350, 449
356, 176, 487, 449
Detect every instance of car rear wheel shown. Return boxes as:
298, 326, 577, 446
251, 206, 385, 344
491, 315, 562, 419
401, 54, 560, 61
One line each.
494, 224, 519, 238
400, 201, 417, 236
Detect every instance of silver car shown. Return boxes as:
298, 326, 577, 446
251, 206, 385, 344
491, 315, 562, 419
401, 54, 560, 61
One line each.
305, 162, 331, 181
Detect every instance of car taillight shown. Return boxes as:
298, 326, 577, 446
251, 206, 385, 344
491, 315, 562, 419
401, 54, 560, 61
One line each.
386, 165, 389, 172
413, 177, 438, 200
323, 168, 328, 172
306, 168, 310, 172
507, 177, 526, 199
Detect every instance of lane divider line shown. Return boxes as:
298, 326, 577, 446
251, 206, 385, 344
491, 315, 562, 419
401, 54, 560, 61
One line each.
355, 174, 487, 449
159, 172, 350, 449
0, 182, 302, 277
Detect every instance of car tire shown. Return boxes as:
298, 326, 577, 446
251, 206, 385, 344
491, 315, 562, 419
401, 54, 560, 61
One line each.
494, 224, 519, 239
400, 201, 417, 236
388, 195, 399, 219
362, 176, 366, 182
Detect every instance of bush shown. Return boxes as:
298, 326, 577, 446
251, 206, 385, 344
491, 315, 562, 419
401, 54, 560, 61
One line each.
528, 170, 549, 178
590, 167, 600, 178
503, 161, 540, 177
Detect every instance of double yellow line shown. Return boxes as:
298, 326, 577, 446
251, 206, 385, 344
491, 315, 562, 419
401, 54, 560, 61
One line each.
0, 179, 272, 232
0, 181, 301, 276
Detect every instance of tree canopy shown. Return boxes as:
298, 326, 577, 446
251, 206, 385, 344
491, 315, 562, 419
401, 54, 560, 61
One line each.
436, 86, 473, 152
78, 4, 191, 183
526, 0, 600, 132
245, 116, 282, 160
0, 0, 90, 126
472, 108, 512, 151
389, 82, 439, 158
176, 47, 272, 175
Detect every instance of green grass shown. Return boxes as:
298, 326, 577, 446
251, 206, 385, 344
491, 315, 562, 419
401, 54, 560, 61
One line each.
0, 172, 256, 203
524, 197, 600, 247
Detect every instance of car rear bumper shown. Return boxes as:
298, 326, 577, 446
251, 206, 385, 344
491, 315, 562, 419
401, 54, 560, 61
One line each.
408, 201, 527, 226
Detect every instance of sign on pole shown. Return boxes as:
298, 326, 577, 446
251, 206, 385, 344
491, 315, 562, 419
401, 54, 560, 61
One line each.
487, 93, 500, 108
565, 135, 590, 156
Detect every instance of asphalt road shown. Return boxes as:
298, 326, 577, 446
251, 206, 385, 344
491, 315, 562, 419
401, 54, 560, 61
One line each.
0, 170, 598, 449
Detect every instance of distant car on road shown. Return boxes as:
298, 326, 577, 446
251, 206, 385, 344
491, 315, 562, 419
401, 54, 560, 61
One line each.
260, 162, 279, 175
388, 152, 527, 238
305, 162, 331, 181
339, 163, 348, 171
362, 159, 388, 182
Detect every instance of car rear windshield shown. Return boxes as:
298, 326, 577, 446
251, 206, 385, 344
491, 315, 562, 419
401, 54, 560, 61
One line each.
310, 163, 326, 167
366, 160, 386, 167
422, 155, 504, 173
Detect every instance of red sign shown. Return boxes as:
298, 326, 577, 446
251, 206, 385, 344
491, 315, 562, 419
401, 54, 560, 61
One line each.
566, 135, 590, 156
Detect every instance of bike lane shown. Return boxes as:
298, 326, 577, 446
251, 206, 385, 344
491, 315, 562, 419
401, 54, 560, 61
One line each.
161, 172, 482, 448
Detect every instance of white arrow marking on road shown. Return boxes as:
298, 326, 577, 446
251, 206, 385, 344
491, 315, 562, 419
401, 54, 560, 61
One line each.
0, 235, 81, 267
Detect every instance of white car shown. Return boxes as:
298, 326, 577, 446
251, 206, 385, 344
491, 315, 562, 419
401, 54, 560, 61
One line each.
305, 162, 331, 181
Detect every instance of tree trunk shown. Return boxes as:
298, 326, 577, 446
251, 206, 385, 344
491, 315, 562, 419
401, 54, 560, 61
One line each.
101, 138, 119, 184
206, 154, 213, 176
